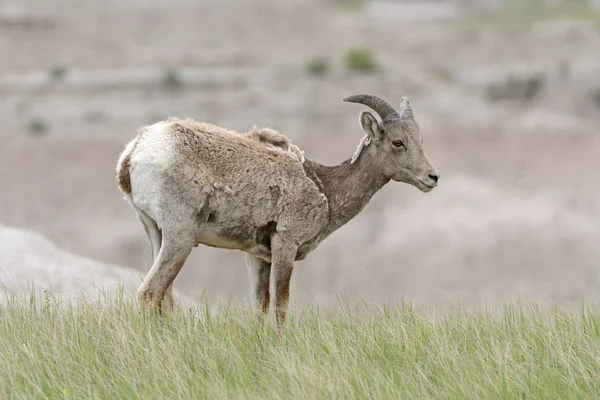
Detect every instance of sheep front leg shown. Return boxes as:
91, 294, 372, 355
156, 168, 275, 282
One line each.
270, 234, 297, 326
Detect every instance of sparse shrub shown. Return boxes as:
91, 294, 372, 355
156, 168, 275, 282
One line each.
592, 85, 600, 109
344, 47, 377, 72
49, 65, 67, 81
162, 68, 182, 89
485, 74, 545, 102
27, 117, 48, 136
431, 65, 455, 82
522, 75, 545, 101
330, 0, 364, 12
307, 57, 329, 76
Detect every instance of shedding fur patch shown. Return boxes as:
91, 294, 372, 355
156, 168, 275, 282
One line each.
116, 130, 144, 195
350, 135, 372, 164
245, 126, 305, 163
117, 153, 132, 194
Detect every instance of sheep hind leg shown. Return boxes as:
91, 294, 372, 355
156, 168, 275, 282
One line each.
136, 208, 177, 309
136, 207, 162, 261
246, 255, 271, 314
136, 228, 194, 313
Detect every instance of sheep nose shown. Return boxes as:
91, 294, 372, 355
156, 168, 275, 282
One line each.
428, 173, 439, 183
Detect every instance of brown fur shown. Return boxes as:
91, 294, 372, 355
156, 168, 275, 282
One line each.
117, 152, 133, 195
160, 118, 304, 162
245, 126, 304, 162
118, 95, 438, 327
117, 128, 146, 195
245, 126, 291, 148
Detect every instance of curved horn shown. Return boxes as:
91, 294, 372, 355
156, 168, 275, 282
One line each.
343, 94, 400, 122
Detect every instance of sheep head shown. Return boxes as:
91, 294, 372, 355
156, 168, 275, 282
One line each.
344, 94, 439, 192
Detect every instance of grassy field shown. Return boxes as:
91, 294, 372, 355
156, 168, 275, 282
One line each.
1, 292, 600, 399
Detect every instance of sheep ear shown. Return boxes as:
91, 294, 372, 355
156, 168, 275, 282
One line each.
359, 111, 382, 140
351, 111, 381, 164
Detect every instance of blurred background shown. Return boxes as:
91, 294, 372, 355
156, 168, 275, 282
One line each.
1, 0, 599, 308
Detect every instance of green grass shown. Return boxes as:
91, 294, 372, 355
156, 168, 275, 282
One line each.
1, 293, 600, 399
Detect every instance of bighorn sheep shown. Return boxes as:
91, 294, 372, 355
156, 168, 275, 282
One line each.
116, 94, 439, 324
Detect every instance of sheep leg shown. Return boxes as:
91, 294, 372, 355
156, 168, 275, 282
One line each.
136, 208, 162, 261
246, 255, 271, 314
270, 234, 297, 326
136, 208, 178, 308
164, 285, 175, 309
137, 233, 192, 312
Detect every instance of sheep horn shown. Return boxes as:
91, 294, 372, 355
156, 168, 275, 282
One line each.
398, 96, 414, 120
343, 94, 400, 122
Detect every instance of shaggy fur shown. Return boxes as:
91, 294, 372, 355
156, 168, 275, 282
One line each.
116, 95, 439, 325
244, 126, 305, 163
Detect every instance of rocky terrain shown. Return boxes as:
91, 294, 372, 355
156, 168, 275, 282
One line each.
0, 224, 141, 304
1, 0, 599, 307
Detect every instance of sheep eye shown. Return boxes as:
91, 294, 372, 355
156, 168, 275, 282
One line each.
392, 140, 404, 148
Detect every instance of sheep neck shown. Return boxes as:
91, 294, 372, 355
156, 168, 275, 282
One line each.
307, 147, 389, 238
